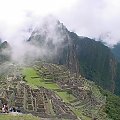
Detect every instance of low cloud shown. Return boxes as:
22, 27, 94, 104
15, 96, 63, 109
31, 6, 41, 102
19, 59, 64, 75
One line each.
0, 0, 120, 63
10, 16, 69, 64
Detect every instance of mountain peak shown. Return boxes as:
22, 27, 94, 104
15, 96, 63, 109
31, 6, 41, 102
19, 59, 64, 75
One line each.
28, 17, 69, 47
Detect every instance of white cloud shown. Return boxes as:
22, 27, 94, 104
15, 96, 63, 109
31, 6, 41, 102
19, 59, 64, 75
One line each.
0, 0, 76, 26
0, 0, 77, 41
58, 0, 120, 45
0, 0, 120, 46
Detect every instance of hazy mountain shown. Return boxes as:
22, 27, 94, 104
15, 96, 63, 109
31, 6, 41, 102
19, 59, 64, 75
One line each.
0, 41, 11, 64
27, 19, 120, 95
0, 19, 120, 120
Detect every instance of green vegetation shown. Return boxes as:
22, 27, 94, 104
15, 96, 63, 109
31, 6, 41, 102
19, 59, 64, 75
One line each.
100, 89, 120, 120
55, 91, 76, 103
72, 108, 91, 120
22, 67, 41, 88
0, 114, 40, 120
114, 62, 120, 95
112, 42, 120, 61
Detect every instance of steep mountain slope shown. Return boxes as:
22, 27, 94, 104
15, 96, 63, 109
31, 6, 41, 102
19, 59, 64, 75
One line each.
27, 19, 120, 95
112, 43, 120, 61
110, 43, 120, 95
64, 33, 117, 93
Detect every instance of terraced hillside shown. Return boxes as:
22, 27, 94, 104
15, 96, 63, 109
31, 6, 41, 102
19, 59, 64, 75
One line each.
22, 62, 108, 120
0, 62, 110, 120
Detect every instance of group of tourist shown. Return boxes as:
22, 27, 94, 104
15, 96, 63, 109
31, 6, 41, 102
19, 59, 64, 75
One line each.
2, 104, 20, 113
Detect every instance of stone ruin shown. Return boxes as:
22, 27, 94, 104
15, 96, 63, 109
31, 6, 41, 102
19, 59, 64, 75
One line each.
0, 62, 106, 119
34, 62, 106, 118
0, 71, 77, 119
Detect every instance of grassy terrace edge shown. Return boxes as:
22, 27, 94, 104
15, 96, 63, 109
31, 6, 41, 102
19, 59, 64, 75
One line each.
0, 114, 40, 120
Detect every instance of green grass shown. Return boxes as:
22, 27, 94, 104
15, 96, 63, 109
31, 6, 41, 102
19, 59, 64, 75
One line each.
22, 67, 59, 90
22, 67, 40, 77
22, 67, 41, 88
0, 114, 40, 120
71, 108, 91, 120
55, 91, 76, 103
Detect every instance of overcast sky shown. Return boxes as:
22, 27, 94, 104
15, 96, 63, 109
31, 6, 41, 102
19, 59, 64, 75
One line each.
0, 0, 120, 46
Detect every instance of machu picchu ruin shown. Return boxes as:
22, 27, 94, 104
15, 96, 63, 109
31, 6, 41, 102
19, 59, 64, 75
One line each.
0, 61, 109, 120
